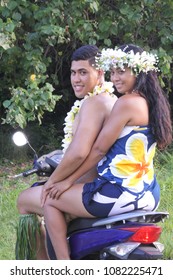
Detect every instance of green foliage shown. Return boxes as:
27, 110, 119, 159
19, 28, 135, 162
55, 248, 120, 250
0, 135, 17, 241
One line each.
2, 76, 61, 128
0, 0, 173, 128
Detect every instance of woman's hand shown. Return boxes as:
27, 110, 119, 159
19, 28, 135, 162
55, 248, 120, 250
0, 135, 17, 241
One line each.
41, 179, 72, 207
41, 180, 54, 207
48, 181, 71, 199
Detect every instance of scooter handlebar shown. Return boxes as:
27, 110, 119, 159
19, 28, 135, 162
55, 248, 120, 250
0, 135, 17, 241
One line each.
22, 168, 39, 177
12, 149, 62, 179
12, 168, 39, 178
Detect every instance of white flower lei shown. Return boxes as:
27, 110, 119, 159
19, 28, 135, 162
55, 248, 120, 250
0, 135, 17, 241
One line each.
96, 47, 159, 75
61, 82, 114, 153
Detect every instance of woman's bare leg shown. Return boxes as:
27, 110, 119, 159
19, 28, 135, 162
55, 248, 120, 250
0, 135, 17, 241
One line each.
44, 183, 95, 260
17, 185, 49, 259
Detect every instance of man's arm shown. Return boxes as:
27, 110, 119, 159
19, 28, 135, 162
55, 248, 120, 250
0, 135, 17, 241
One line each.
45, 97, 106, 186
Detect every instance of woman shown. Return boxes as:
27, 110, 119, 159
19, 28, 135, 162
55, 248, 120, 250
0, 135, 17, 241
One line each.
43, 44, 172, 259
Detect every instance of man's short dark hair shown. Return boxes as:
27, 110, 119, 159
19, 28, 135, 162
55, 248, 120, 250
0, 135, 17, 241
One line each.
71, 45, 100, 66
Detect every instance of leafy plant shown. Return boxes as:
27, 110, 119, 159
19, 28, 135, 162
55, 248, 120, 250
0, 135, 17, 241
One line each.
0, 0, 173, 129
2, 75, 61, 128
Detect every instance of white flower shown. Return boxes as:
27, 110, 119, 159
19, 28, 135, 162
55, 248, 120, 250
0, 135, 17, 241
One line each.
96, 47, 159, 76
108, 133, 156, 193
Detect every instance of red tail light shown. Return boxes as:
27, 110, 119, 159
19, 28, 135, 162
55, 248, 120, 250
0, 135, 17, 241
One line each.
123, 225, 162, 243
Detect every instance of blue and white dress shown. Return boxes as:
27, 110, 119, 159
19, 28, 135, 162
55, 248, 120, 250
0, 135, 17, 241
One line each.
82, 125, 160, 217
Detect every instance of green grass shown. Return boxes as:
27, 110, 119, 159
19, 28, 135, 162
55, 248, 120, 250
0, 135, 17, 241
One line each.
0, 184, 23, 259
0, 151, 173, 260
0, 161, 37, 259
155, 150, 173, 259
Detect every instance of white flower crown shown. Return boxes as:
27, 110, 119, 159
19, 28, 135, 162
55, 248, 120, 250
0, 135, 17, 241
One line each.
96, 47, 159, 75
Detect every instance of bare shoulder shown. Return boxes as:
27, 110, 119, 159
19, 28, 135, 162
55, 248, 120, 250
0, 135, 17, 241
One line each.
113, 94, 149, 125
115, 94, 147, 109
81, 93, 117, 109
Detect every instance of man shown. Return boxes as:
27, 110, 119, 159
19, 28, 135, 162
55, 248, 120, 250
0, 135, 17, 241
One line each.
16, 45, 117, 259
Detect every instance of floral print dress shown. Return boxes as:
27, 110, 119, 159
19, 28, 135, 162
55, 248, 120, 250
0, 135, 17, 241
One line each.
82, 126, 160, 217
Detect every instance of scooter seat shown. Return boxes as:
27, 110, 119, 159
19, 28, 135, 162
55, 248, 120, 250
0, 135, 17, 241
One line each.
67, 210, 169, 234
92, 210, 169, 226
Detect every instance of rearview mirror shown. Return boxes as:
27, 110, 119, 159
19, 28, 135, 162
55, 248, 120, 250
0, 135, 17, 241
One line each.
12, 131, 28, 146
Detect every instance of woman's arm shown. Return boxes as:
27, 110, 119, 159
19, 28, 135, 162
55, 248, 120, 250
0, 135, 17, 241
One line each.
57, 97, 132, 186
41, 95, 148, 204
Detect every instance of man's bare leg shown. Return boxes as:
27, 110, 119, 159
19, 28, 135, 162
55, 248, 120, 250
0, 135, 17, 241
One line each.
17, 185, 49, 260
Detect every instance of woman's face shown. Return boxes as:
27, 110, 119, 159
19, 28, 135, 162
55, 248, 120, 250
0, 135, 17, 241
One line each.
110, 67, 136, 94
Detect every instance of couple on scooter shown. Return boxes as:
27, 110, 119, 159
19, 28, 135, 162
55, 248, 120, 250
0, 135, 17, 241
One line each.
16, 44, 172, 260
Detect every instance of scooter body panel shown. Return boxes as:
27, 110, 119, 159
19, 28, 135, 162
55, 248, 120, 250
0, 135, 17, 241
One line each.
69, 227, 134, 259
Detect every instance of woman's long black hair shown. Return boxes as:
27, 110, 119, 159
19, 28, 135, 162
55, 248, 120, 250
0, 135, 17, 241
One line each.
119, 44, 172, 150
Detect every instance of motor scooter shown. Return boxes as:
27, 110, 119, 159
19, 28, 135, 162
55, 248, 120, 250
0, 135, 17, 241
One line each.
12, 131, 169, 260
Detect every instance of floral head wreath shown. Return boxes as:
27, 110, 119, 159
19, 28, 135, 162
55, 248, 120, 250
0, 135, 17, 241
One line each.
95, 47, 159, 76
